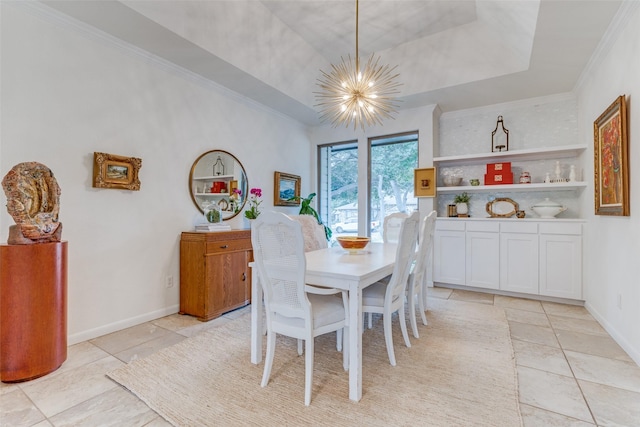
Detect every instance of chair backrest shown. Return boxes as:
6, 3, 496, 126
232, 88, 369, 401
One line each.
251, 211, 310, 321
383, 212, 410, 243
385, 211, 420, 301
288, 214, 328, 252
412, 210, 437, 289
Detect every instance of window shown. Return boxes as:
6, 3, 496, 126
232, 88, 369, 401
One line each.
317, 132, 418, 244
317, 141, 358, 244
369, 132, 419, 242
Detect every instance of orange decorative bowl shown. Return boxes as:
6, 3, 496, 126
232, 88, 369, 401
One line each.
336, 236, 370, 252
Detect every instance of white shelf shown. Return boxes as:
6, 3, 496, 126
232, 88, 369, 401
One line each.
433, 144, 587, 167
437, 181, 587, 194
195, 192, 230, 197
193, 174, 235, 181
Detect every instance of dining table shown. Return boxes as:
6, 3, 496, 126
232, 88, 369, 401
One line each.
250, 242, 398, 402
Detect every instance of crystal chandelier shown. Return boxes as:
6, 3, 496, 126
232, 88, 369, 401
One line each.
315, 0, 401, 130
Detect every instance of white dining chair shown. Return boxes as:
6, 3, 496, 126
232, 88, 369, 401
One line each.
289, 214, 328, 252
382, 212, 410, 243
366, 211, 410, 329
407, 210, 437, 338
362, 211, 420, 366
289, 214, 344, 352
251, 211, 348, 406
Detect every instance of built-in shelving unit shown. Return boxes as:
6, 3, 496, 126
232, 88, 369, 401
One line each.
433, 144, 587, 167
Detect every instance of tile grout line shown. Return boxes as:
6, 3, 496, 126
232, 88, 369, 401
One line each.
541, 304, 599, 426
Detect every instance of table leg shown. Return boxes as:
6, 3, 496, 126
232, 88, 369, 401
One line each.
348, 285, 363, 401
250, 267, 263, 364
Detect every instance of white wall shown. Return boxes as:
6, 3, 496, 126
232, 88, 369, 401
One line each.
1, 3, 311, 344
576, 2, 640, 364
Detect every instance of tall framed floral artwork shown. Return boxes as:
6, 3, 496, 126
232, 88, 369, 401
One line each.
594, 95, 629, 216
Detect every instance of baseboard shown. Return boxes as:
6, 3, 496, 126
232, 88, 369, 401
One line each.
584, 301, 640, 367
68, 304, 180, 345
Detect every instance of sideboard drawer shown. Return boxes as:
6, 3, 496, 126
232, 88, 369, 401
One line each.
206, 239, 252, 254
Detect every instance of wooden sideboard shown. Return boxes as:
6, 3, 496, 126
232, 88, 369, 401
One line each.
180, 230, 252, 321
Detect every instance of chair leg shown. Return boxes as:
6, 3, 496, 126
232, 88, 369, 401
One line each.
383, 312, 396, 366
409, 293, 420, 339
304, 338, 314, 406
261, 331, 276, 387
419, 284, 428, 326
367, 312, 373, 329
399, 303, 412, 349
336, 329, 342, 352
297, 339, 303, 356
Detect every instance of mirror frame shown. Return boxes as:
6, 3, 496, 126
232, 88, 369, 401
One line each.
188, 150, 249, 221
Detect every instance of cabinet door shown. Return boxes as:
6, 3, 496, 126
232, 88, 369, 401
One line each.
500, 233, 538, 294
539, 234, 582, 299
206, 250, 251, 317
434, 230, 465, 285
466, 231, 500, 289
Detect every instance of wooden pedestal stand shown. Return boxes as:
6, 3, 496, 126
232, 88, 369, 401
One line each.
0, 241, 68, 382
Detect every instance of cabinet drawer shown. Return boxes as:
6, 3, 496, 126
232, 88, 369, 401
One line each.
467, 221, 499, 232
436, 219, 466, 231
539, 222, 582, 235
501, 222, 538, 234
206, 239, 252, 254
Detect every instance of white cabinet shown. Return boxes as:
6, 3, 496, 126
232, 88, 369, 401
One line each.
434, 218, 584, 301
500, 222, 539, 294
433, 221, 465, 285
539, 223, 583, 299
466, 222, 500, 289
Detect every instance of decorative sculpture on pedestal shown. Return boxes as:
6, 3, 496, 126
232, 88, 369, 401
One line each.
1, 161, 68, 382
1, 162, 62, 245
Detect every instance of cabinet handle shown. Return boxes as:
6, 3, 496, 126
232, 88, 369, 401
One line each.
220, 245, 228, 249
242, 272, 246, 281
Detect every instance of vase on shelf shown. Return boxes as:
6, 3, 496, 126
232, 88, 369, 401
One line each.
569, 165, 576, 182
456, 202, 468, 215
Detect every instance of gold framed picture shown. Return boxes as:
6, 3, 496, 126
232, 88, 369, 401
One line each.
414, 167, 436, 197
93, 152, 142, 191
594, 95, 629, 216
274, 171, 301, 206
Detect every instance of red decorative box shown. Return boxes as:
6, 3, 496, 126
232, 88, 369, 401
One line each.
486, 162, 512, 174
484, 172, 514, 185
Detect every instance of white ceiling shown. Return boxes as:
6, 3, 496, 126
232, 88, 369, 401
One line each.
42, 0, 623, 125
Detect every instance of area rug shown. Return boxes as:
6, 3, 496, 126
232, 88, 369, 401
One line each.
107, 298, 522, 426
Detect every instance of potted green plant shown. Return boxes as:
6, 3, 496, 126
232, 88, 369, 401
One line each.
288, 193, 332, 240
453, 192, 471, 215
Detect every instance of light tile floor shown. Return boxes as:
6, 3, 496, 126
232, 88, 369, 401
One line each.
2, 289, 639, 426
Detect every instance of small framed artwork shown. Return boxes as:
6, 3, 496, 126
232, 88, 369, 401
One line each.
93, 152, 142, 191
414, 167, 436, 197
274, 171, 301, 206
594, 95, 629, 216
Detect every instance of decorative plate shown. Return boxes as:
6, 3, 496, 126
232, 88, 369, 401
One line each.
486, 197, 519, 218
218, 199, 229, 211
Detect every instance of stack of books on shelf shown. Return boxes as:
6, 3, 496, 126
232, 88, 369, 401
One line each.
195, 223, 231, 232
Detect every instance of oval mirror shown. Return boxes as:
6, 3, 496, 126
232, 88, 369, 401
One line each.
189, 150, 248, 221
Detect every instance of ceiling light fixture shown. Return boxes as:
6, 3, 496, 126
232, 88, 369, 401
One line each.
315, 0, 401, 130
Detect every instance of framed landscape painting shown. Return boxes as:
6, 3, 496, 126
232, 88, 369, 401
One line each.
594, 95, 629, 216
93, 152, 142, 191
274, 171, 300, 206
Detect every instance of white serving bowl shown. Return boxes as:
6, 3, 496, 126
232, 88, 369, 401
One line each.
531, 198, 567, 218
443, 176, 463, 187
